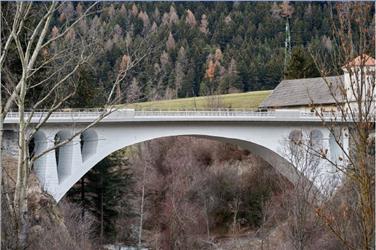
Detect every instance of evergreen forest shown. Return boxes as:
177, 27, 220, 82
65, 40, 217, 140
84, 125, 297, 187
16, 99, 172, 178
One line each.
53, 2, 339, 107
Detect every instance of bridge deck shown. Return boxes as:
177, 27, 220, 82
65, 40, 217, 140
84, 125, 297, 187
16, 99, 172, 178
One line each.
4, 109, 346, 124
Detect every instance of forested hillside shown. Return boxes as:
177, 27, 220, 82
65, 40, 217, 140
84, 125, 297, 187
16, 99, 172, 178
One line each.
60, 2, 335, 107
2, 2, 374, 250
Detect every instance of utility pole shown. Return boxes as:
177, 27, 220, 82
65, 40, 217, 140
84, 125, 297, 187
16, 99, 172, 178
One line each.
284, 17, 292, 75
280, 1, 294, 77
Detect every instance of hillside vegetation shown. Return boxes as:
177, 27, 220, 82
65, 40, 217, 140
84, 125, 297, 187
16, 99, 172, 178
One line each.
45, 2, 336, 108
3, 2, 373, 250
124, 90, 271, 110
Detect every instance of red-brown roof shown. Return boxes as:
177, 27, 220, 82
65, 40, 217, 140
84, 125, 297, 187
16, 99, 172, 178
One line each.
343, 54, 376, 68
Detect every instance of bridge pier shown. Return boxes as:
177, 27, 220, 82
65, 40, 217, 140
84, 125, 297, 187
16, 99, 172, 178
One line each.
34, 135, 59, 193
72, 136, 83, 173
33, 129, 84, 197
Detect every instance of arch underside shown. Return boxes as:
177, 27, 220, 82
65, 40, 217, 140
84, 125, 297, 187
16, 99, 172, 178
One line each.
53, 131, 306, 202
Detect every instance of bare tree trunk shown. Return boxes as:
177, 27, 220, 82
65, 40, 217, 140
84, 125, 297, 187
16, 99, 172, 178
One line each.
232, 196, 240, 235
100, 173, 104, 244
13, 76, 29, 249
116, 83, 122, 104
138, 162, 147, 248
80, 177, 86, 249
0, 5, 3, 248
204, 199, 210, 240
81, 177, 85, 219
0, 113, 2, 250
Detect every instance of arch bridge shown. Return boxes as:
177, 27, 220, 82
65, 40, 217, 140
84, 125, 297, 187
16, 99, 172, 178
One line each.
4, 109, 350, 202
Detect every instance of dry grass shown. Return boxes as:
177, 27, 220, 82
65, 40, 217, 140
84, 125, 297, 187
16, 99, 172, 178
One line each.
121, 90, 271, 110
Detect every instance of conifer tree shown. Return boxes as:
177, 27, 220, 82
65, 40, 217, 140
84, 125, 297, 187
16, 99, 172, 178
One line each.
175, 47, 188, 97
219, 58, 242, 94
285, 47, 320, 79
199, 14, 208, 34
185, 9, 197, 27
67, 151, 134, 241
166, 32, 176, 51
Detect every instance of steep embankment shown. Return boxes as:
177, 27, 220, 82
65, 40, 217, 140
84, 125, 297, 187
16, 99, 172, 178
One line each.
1, 154, 92, 250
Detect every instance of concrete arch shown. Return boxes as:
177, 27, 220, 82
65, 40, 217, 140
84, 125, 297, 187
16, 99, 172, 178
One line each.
53, 130, 302, 202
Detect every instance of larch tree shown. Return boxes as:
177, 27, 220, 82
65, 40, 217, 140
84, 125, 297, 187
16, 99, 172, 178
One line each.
127, 77, 142, 103
119, 4, 127, 16
175, 46, 188, 98
131, 3, 139, 17
166, 32, 176, 51
153, 7, 160, 22
138, 10, 150, 33
185, 9, 197, 27
168, 5, 179, 26
199, 14, 208, 34
219, 58, 242, 94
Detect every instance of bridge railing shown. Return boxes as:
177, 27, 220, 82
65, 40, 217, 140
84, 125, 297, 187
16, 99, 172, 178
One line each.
5, 111, 104, 118
4, 108, 350, 121
133, 109, 276, 117
131, 109, 331, 119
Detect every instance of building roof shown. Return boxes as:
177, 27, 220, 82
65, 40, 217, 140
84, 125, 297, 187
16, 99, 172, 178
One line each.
343, 54, 376, 68
259, 76, 343, 108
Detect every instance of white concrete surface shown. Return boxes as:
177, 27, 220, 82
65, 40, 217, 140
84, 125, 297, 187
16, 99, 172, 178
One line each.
3, 110, 350, 202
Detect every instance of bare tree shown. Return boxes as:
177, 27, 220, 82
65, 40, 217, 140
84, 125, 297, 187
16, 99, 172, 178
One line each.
135, 143, 151, 249
281, 131, 323, 250
308, 3, 375, 249
26, 200, 97, 250
0, 2, 160, 248
0, 3, 104, 248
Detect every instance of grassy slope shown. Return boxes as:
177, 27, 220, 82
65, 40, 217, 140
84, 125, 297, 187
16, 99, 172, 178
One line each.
124, 90, 272, 110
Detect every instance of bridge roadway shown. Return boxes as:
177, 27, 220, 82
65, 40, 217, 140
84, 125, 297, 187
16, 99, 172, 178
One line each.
3, 109, 350, 202
4, 109, 347, 124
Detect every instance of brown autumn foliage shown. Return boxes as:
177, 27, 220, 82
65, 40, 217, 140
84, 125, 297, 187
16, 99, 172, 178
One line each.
127, 137, 292, 249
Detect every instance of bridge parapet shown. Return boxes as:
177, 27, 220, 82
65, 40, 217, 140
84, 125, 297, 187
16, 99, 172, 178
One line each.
4, 109, 351, 124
